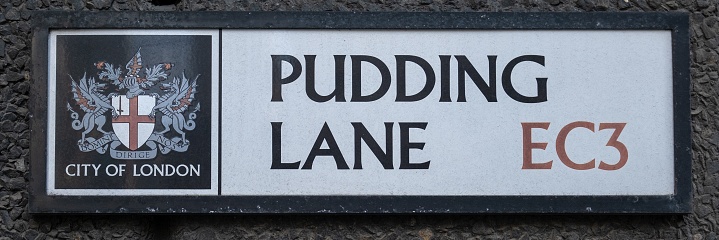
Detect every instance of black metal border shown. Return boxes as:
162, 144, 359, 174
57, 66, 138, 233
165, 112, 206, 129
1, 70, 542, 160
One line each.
30, 12, 691, 214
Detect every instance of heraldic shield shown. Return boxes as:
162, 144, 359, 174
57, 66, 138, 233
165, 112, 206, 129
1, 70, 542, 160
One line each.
111, 95, 156, 150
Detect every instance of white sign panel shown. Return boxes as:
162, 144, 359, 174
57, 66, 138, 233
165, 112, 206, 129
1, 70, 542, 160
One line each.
221, 30, 674, 196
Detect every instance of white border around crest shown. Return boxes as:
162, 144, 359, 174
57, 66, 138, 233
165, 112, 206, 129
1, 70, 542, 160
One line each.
47, 29, 220, 196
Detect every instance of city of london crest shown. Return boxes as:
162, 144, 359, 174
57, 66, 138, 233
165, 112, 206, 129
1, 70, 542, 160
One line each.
66, 49, 200, 160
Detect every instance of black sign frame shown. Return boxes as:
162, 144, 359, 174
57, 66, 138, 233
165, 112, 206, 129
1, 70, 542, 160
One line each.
30, 11, 691, 214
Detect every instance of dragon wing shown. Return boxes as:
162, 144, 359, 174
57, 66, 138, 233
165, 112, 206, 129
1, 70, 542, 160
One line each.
125, 48, 143, 76
170, 73, 198, 113
71, 74, 97, 113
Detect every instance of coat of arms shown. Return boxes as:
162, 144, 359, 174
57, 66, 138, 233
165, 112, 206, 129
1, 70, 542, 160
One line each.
66, 49, 200, 160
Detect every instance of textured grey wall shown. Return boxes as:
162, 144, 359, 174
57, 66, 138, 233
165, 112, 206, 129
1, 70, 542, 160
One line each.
0, 0, 715, 239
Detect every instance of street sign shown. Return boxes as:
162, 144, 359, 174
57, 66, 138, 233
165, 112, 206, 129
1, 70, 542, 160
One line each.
30, 12, 691, 213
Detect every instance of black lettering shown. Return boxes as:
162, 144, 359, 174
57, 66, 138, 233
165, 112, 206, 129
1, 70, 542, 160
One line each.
456, 55, 497, 102
502, 55, 547, 103
271, 55, 303, 102
270, 122, 301, 169
439, 55, 452, 102
306, 55, 347, 102
399, 122, 430, 169
395, 55, 436, 102
351, 55, 391, 102
352, 122, 394, 169
302, 122, 350, 169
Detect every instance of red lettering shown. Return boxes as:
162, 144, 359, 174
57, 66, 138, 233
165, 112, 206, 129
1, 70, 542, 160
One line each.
556, 121, 595, 170
522, 121, 628, 171
521, 122, 551, 169
598, 123, 628, 170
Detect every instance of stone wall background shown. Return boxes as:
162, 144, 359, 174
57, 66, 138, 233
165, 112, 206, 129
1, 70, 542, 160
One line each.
0, 0, 716, 239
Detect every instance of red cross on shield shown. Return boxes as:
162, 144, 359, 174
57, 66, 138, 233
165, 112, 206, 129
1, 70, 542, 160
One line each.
112, 95, 155, 150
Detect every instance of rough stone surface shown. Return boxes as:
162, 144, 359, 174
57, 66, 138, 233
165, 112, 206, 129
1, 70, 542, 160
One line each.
0, 0, 717, 239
